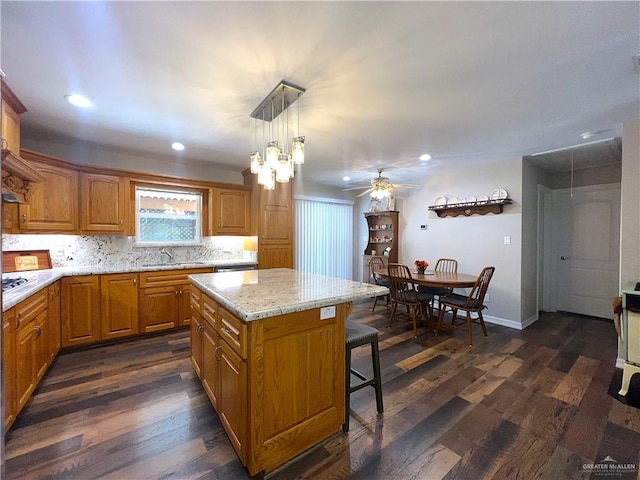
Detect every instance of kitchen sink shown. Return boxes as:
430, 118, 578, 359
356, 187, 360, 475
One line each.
141, 261, 209, 267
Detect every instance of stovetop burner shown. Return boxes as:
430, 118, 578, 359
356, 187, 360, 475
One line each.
2, 277, 29, 292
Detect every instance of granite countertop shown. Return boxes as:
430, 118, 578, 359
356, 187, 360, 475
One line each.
2, 259, 257, 311
189, 268, 389, 322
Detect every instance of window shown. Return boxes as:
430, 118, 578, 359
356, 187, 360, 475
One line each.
135, 186, 202, 245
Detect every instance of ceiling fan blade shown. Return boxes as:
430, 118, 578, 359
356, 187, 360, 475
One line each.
356, 188, 375, 197
392, 183, 421, 188
342, 186, 371, 191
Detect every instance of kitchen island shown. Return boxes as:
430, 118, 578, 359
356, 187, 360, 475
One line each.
188, 268, 388, 476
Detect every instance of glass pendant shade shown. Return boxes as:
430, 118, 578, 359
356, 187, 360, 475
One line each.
258, 164, 275, 190
250, 151, 262, 174
266, 141, 280, 169
292, 136, 305, 165
276, 154, 292, 183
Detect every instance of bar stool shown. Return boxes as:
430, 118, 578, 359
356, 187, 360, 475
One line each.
343, 320, 384, 432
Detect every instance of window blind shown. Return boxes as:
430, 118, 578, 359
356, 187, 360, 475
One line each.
294, 197, 354, 280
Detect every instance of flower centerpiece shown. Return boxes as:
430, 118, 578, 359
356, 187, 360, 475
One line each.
414, 260, 429, 274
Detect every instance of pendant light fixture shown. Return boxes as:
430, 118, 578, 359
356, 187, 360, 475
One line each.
249, 80, 306, 190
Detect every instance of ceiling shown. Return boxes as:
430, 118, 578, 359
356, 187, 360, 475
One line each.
1, 2, 638, 188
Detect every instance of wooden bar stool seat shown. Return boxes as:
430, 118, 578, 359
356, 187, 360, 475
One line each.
343, 320, 384, 432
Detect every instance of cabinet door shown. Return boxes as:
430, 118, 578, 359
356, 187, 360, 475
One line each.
101, 273, 139, 339
3, 308, 16, 430
178, 283, 193, 326
259, 182, 292, 244
18, 161, 78, 232
218, 339, 247, 462
15, 321, 37, 412
139, 285, 179, 333
61, 276, 101, 347
1, 97, 21, 152
2, 203, 18, 233
33, 310, 49, 382
190, 314, 204, 379
201, 321, 219, 410
211, 187, 251, 235
48, 281, 61, 362
80, 173, 128, 233
258, 244, 293, 269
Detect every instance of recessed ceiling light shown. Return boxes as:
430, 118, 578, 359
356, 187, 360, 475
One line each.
171, 142, 185, 151
419, 153, 431, 161
65, 94, 91, 108
342, 176, 351, 181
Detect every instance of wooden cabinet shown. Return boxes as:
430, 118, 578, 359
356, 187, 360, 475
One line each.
47, 281, 61, 362
243, 171, 294, 269
191, 286, 346, 475
1, 79, 26, 153
80, 173, 129, 234
61, 275, 101, 347
3, 308, 16, 431
210, 187, 251, 235
14, 290, 48, 414
362, 254, 389, 284
139, 268, 211, 333
190, 314, 204, 379
101, 273, 139, 340
363, 211, 399, 262
18, 153, 79, 232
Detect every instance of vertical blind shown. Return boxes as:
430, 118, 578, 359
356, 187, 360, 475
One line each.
294, 197, 354, 280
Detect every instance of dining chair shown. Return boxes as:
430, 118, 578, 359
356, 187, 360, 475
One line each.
388, 263, 434, 337
370, 256, 390, 312
435, 266, 495, 346
420, 257, 458, 303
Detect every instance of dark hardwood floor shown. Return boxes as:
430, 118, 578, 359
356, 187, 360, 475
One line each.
5, 301, 639, 480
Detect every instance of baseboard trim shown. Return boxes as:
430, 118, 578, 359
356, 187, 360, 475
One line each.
484, 315, 527, 330
616, 357, 626, 369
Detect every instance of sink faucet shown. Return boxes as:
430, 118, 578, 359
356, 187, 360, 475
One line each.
159, 247, 173, 262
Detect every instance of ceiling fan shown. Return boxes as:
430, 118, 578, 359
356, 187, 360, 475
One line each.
343, 169, 421, 199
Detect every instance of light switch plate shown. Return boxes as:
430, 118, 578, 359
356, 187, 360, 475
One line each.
320, 305, 336, 320
503, 236, 511, 245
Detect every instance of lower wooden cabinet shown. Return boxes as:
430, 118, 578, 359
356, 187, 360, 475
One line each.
139, 268, 211, 333
47, 281, 61, 362
3, 308, 16, 430
61, 276, 101, 347
100, 273, 139, 339
191, 286, 345, 475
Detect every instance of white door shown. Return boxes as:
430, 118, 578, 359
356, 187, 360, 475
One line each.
551, 184, 620, 319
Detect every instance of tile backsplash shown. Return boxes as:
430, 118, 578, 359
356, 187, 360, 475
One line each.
1, 235, 256, 268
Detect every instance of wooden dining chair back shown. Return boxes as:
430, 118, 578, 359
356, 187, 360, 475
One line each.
370, 256, 390, 312
435, 266, 495, 346
435, 258, 458, 273
421, 257, 459, 303
387, 263, 433, 337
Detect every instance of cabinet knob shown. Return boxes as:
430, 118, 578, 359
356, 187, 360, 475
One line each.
34, 325, 42, 338
221, 326, 233, 336
215, 346, 221, 361
175, 290, 179, 297
22, 214, 27, 223
197, 324, 204, 335
119, 219, 124, 226
133, 278, 137, 286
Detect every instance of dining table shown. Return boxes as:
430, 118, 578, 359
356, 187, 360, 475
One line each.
377, 269, 478, 289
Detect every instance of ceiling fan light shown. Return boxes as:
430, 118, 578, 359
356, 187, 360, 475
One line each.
370, 188, 391, 200
292, 136, 305, 164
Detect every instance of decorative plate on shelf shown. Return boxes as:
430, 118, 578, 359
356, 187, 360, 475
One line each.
465, 196, 477, 204
477, 194, 489, 203
447, 197, 459, 205
434, 196, 447, 206
490, 188, 508, 200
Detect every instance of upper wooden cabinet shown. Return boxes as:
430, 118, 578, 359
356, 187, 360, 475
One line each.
80, 173, 129, 234
18, 153, 79, 232
1, 80, 26, 154
209, 187, 251, 235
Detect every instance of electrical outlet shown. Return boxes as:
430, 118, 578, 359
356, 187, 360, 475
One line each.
485, 294, 490, 303
503, 236, 511, 245
420, 224, 427, 230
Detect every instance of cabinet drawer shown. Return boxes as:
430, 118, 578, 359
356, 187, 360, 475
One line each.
218, 306, 247, 359
202, 295, 216, 328
139, 268, 211, 288
15, 289, 48, 329
190, 287, 202, 314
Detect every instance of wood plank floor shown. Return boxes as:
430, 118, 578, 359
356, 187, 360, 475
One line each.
5, 301, 639, 480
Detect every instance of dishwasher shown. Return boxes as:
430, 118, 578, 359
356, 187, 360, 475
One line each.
214, 264, 257, 272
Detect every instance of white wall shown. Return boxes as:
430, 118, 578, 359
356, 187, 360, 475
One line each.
620, 118, 640, 287
352, 156, 524, 326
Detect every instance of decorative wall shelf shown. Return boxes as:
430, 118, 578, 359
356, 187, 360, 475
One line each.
428, 199, 512, 218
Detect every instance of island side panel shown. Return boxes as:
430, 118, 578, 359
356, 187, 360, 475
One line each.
248, 303, 347, 475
